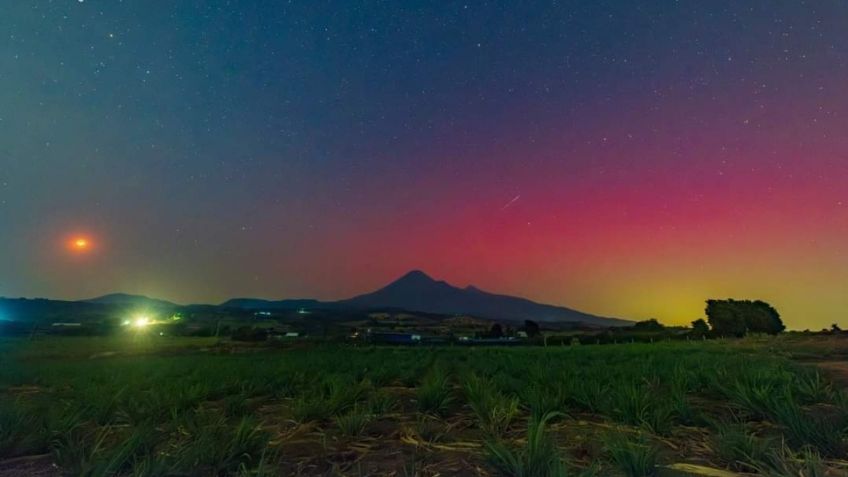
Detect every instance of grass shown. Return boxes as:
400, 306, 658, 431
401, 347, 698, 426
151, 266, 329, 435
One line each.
335, 408, 372, 436
711, 420, 773, 471
769, 396, 846, 457
367, 390, 398, 416
464, 373, 520, 436
174, 415, 270, 475
416, 367, 454, 416
794, 370, 835, 403
412, 415, 446, 444
604, 433, 659, 477
485, 412, 567, 477
751, 442, 828, 477
0, 403, 48, 457
290, 393, 332, 423
1, 337, 847, 475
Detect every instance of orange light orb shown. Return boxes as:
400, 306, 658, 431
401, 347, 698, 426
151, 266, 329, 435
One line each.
69, 236, 92, 252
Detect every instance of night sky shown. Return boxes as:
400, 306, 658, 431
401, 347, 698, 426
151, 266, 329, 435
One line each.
2, 1, 847, 329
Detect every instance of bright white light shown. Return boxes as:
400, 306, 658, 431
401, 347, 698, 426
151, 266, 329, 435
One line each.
132, 316, 150, 328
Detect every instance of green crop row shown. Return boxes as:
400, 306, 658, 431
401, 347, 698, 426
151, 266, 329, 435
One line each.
1, 339, 845, 475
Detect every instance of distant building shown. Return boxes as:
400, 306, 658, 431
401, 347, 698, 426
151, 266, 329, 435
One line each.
48, 322, 85, 336
421, 336, 449, 345
459, 337, 522, 346
266, 328, 302, 339
368, 331, 422, 344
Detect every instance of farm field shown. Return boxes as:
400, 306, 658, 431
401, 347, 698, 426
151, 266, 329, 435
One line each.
1, 337, 847, 476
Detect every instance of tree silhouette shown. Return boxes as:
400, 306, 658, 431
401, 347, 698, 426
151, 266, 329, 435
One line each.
691, 318, 710, 337
524, 320, 540, 338
706, 299, 784, 337
632, 319, 665, 331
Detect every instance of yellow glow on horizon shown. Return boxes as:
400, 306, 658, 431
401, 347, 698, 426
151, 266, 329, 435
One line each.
518, 243, 848, 330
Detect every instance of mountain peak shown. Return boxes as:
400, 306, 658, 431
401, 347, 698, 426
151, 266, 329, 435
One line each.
392, 270, 436, 284
338, 270, 630, 326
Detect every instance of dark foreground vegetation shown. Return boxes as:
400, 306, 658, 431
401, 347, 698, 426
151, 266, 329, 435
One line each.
2, 336, 848, 476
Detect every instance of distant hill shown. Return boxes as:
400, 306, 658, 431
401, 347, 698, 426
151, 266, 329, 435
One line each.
219, 298, 321, 310
83, 293, 177, 309
0, 297, 108, 324
3, 271, 630, 327
335, 270, 629, 326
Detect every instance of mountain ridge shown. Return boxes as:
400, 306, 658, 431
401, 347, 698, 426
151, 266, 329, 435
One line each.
83, 293, 177, 309
335, 270, 628, 326
5, 271, 629, 327
218, 270, 630, 326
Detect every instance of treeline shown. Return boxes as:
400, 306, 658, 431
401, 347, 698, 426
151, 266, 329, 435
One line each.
621, 299, 786, 340
549, 299, 788, 346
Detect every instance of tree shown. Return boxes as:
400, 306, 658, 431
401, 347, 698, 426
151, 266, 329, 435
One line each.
524, 320, 540, 338
690, 318, 710, 337
705, 299, 784, 337
831, 323, 842, 333
705, 300, 748, 337
746, 300, 784, 335
632, 319, 665, 331
489, 323, 504, 338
